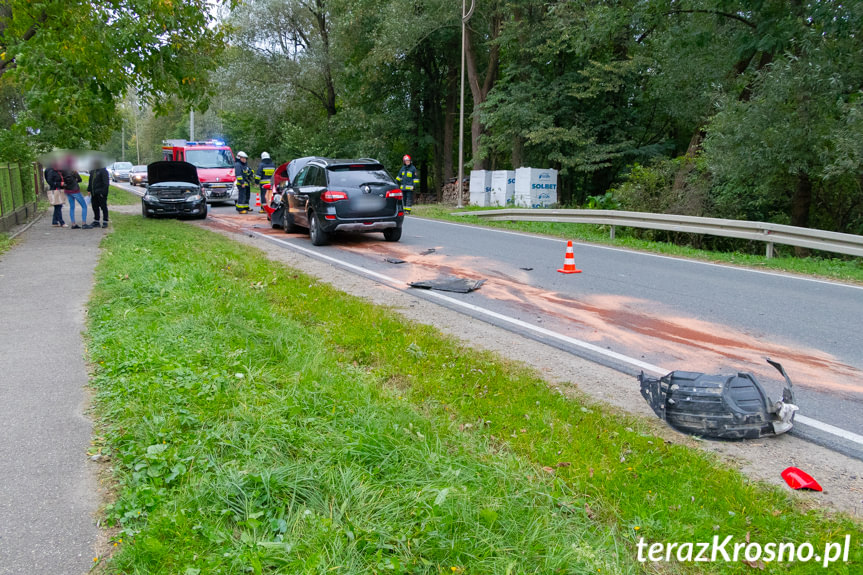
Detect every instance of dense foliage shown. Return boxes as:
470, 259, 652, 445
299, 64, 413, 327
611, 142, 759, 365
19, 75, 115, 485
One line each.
193, 0, 861, 234
0, 0, 230, 160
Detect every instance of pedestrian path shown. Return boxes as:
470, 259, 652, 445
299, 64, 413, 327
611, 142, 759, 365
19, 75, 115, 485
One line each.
0, 213, 103, 574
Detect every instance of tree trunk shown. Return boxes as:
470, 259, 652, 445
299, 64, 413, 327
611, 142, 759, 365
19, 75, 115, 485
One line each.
791, 172, 813, 256
511, 136, 524, 169
670, 127, 706, 195
442, 66, 457, 193
463, 13, 501, 171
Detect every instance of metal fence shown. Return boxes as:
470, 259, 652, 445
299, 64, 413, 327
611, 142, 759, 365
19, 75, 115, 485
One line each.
454, 208, 863, 259
0, 163, 43, 233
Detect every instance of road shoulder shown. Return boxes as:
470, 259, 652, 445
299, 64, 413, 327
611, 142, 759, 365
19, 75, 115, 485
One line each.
197, 217, 863, 519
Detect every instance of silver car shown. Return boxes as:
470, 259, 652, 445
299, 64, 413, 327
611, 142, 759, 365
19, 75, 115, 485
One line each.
109, 161, 133, 181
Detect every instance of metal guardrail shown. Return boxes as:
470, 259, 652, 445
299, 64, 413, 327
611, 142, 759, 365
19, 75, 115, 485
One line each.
453, 208, 863, 258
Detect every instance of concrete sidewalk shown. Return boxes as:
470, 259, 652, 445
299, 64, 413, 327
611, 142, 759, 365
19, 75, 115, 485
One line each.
0, 213, 103, 574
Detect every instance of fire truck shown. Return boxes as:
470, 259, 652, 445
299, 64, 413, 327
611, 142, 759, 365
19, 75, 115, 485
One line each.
161, 139, 236, 204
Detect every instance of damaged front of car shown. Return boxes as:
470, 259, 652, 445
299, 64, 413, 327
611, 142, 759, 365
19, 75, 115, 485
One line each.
142, 161, 208, 220
639, 358, 798, 440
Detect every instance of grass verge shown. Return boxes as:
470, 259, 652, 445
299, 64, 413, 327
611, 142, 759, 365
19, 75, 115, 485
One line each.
0, 231, 13, 254
88, 215, 861, 573
81, 174, 142, 205
411, 205, 863, 284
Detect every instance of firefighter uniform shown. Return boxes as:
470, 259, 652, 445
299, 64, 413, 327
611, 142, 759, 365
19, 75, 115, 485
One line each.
255, 155, 277, 212
234, 153, 254, 213
395, 155, 419, 213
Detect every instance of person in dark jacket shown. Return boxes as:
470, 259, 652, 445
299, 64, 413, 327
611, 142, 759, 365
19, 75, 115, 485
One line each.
61, 162, 92, 229
395, 154, 419, 214
87, 162, 110, 228
234, 151, 254, 213
44, 162, 66, 227
255, 151, 276, 212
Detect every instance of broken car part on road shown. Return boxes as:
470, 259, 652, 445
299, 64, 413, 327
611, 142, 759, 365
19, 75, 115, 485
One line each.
638, 359, 798, 440
408, 277, 486, 293
781, 466, 823, 491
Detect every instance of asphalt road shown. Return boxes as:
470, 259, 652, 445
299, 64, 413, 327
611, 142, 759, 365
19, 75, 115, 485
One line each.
117, 182, 863, 459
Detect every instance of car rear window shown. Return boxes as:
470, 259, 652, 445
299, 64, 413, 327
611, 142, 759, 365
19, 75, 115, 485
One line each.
326, 164, 394, 187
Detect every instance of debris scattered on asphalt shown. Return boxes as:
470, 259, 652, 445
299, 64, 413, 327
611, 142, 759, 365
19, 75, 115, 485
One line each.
385, 257, 406, 264
781, 467, 823, 491
638, 358, 798, 440
408, 277, 486, 293
419, 248, 436, 255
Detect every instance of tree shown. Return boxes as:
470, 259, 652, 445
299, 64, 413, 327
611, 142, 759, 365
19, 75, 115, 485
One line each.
0, 0, 229, 158
704, 1, 863, 238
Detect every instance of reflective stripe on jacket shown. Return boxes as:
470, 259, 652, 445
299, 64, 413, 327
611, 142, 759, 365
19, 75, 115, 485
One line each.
255, 159, 276, 185
396, 164, 420, 191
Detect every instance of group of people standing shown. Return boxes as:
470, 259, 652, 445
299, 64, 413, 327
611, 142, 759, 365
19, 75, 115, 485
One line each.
44, 161, 110, 229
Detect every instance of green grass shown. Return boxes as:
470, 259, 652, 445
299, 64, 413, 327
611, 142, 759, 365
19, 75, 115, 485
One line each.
81, 174, 142, 205
0, 231, 13, 254
88, 215, 861, 574
412, 205, 863, 284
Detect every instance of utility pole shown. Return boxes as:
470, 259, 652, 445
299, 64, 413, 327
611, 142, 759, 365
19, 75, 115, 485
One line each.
190, 110, 195, 141
134, 109, 141, 164
121, 122, 125, 162
456, 0, 475, 209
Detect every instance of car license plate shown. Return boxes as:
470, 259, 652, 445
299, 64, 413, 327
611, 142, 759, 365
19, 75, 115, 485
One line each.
353, 196, 385, 211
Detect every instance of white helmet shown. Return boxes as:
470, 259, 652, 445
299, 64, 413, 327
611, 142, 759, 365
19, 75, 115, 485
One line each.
237, 151, 248, 159
261, 152, 270, 160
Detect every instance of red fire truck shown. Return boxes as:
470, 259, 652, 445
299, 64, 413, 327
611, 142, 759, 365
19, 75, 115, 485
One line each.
161, 139, 236, 204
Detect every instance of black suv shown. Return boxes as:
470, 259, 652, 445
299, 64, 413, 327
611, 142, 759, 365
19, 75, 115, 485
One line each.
281, 158, 404, 245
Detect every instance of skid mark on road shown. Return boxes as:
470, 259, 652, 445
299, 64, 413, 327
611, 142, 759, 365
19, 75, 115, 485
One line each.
205, 213, 863, 397
338, 237, 863, 397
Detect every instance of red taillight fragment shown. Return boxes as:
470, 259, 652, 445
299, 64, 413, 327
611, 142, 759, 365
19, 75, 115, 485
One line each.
398, 211, 404, 217
322, 190, 348, 202
386, 189, 403, 199
325, 215, 336, 220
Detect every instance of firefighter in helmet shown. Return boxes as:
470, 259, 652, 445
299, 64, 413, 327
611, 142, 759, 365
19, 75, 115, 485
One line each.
234, 151, 254, 213
255, 151, 276, 212
395, 154, 419, 214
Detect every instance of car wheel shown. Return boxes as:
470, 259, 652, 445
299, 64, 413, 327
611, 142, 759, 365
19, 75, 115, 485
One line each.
383, 226, 402, 242
195, 205, 208, 220
309, 211, 330, 246
141, 201, 151, 218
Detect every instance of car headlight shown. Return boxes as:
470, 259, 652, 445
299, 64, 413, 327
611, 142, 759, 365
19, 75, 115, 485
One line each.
187, 194, 203, 202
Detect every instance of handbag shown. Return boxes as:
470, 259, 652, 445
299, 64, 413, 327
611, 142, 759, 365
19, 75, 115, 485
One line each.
48, 188, 66, 205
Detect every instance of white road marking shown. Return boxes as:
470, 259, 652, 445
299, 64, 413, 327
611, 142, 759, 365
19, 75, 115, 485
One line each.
425, 217, 863, 291
244, 226, 863, 449
794, 415, 863, 445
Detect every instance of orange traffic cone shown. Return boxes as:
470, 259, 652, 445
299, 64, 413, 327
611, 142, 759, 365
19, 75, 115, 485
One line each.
557, 240, 582, 274
255, 193, 261, 208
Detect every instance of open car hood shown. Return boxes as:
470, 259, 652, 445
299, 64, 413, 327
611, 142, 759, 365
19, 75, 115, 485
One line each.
148, 161, 200, 186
